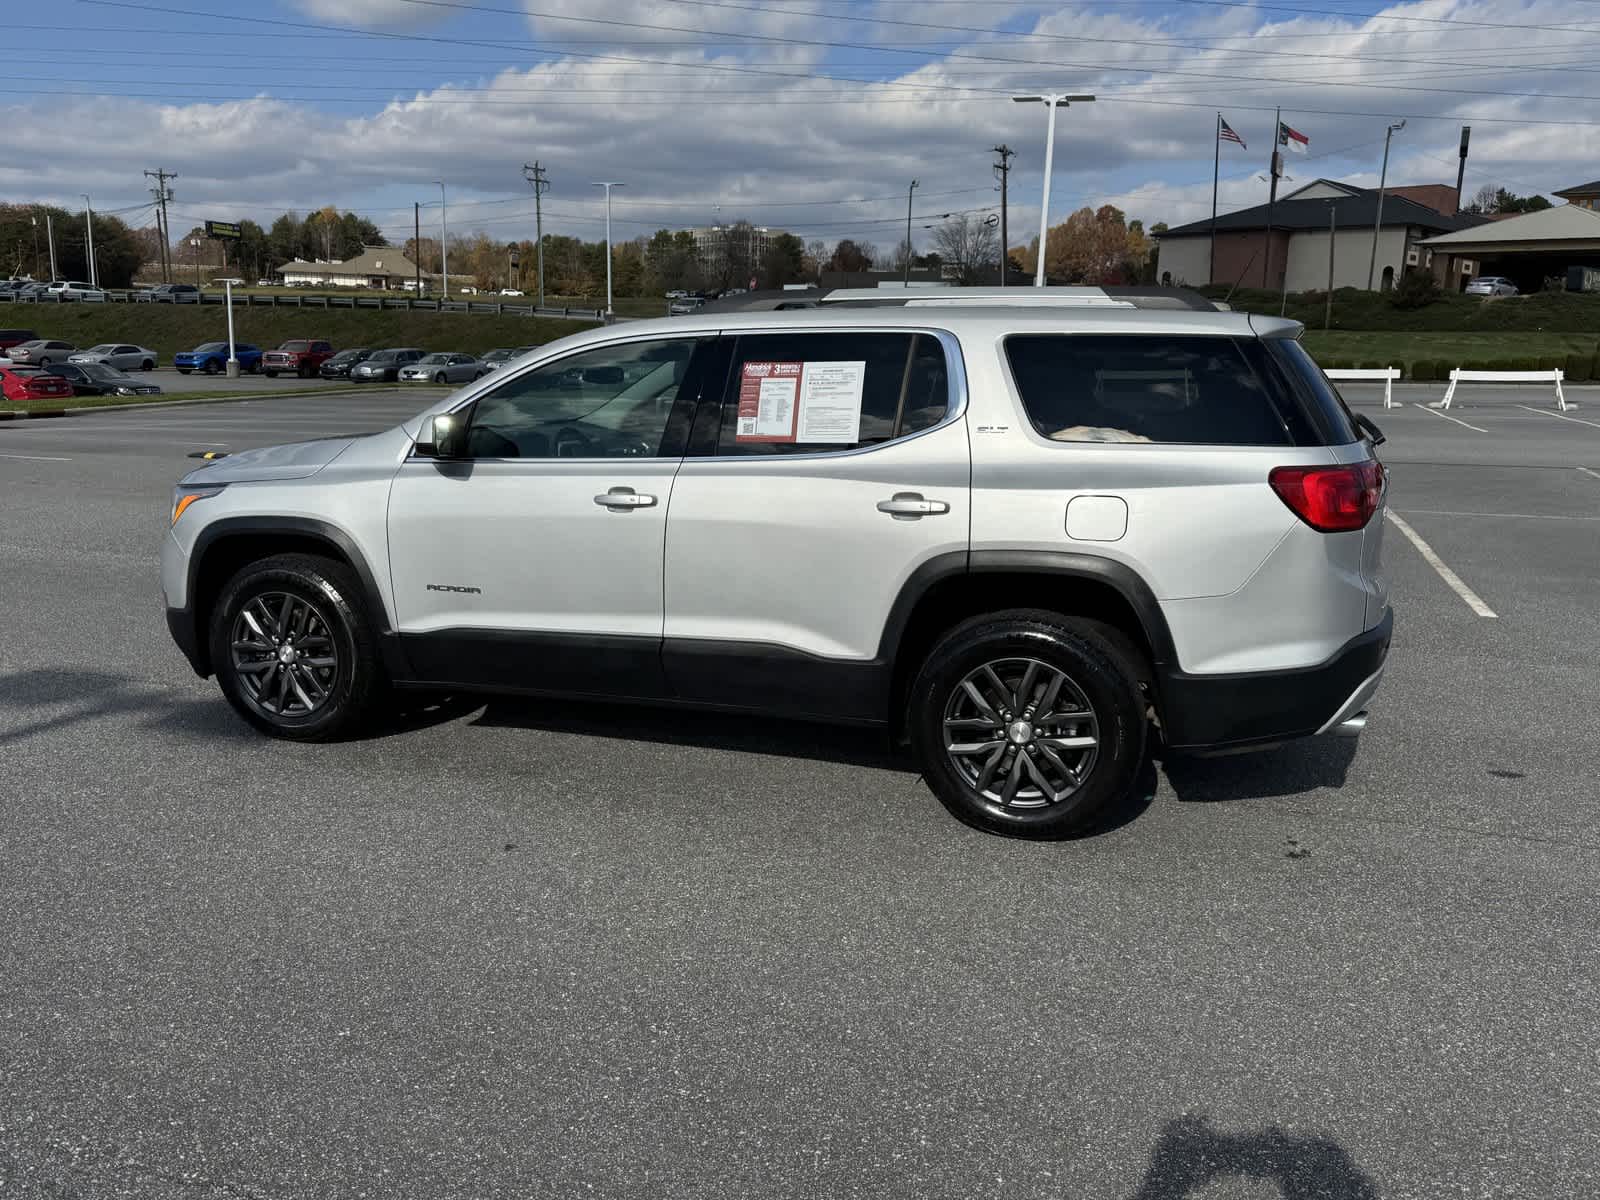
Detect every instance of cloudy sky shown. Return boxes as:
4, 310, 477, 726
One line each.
6, 0, 1598, 252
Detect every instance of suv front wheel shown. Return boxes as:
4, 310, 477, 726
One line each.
209, 554, 385, 741
908, 611, 1147, 838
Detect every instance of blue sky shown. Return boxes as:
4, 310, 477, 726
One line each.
4, 0, 1592, 253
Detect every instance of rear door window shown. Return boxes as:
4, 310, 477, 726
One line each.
1259, 337, 1361, 445
1003, 334, 1318, 446
706, 331, 949, 456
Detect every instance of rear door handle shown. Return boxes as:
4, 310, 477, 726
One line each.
594, 486, 657, 510
877, 493, 950, 518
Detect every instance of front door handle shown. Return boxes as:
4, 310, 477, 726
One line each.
877, 493, 950, 518
594, 486, 658, 510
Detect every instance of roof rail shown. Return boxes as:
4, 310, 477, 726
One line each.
816, 285, 1218, 312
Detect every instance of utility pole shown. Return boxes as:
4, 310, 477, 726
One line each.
145, 168, 176, 283
992, 144, 1014, 285
904, 179, 918, 286
81, 195, 97, 287
413, 201, 421, 294
1368, 119, 1405, 291
522, 161, 550, 307
1325, 203, 1337, 330
1453, 126, 1471, 216
45, 213, 58, 282
432, 180, 449, 296
30, 214, 40, 279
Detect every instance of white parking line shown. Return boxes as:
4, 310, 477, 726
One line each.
1516, 404, 1600, 429
1400, 508, 1600, 522
0, 452, 72, 461
1411, 403, 1487, 433
1385, 510, 1498, 618
1580, 467, 1600, 482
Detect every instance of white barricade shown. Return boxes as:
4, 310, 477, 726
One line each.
1434, 368, 1569, 412
1324, 367, 1400, 410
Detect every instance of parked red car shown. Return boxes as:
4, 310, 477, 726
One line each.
1, 366, 74, 402
0, 328, 39, 353
261, 339, 336, 378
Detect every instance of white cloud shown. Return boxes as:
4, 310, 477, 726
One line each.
288, 0, 451, 29
5, 0, 1597, 249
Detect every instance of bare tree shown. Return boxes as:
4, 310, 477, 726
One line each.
930, 213, 999, 285
1466, 182, 1499, 214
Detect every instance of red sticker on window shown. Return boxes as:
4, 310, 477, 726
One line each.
735, 361, 803, 441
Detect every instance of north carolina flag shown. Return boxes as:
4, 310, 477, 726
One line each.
1278, 121, 1310, 154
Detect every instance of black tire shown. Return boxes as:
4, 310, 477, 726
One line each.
204, 358, 220, 375
209, 553, 387, 742
433, 371, 447, 384
38, 357, 51, 367
263, 370, 278, 378
908, 610, 1147, 839
177, 368, 190, 375
141, 359, 154, 371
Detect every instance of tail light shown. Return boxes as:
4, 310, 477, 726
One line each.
1269, 460, 1385, 532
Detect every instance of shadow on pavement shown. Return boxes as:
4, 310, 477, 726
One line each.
471, 694, 904, 772
1161, 736, 1358, 804
1130, 1115, 1379, 1199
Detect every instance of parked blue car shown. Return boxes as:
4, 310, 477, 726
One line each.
173, 342, 263, 374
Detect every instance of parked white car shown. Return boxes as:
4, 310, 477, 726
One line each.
1464, 276, 1518, 297
45, 280, 107, 301
499, 288, 525, 297
68, 343, 158, 371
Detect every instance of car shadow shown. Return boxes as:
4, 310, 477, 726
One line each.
1160, 736, 1358, 804
1129, 1115, 1379, 1200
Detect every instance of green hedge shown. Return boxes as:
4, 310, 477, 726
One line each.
1565, 353, 1592, 382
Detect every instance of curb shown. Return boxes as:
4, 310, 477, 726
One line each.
0, 408, 68, 420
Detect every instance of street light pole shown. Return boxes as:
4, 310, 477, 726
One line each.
81, 195, 97, 287
433, 180, 448, 296
592, 182, 623, 317
190, 238, 200, 287
1013, 92, 1095, 287
1368, 120, 1405, 291
904, 179, 919, 287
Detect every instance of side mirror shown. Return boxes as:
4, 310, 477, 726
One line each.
418, 413, 467, 459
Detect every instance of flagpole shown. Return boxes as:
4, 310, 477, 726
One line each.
1262, 105, 1281, 289
1210, 112, 1220, 285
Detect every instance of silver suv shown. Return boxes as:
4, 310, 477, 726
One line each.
162, 289, 1391, 838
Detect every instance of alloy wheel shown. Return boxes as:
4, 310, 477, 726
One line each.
941, 657, 1099, 809
230, 591, 340, 718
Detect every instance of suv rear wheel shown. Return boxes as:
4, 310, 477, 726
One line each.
209, 554, 385, 741
908, 610, 1147, 838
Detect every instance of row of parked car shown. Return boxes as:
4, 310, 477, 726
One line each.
0, 326, 539, 400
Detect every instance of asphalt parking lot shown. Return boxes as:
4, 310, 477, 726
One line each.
2, 383, 1598, 1198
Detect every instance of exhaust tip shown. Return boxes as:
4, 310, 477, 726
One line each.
1333, 711, 1369, 736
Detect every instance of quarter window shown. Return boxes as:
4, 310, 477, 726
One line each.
1004, 334, 1306, 446
712, 332, 948, 456
464, 338, 704, 459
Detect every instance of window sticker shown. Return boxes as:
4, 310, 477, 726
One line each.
736, 361, 802, 441
795, 360, 867, 443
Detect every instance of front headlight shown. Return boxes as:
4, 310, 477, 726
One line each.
171, 485, 225, 525
117, 386, 137, 395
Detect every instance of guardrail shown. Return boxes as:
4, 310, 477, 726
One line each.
0, 290, 609, 322
1434, 368, 1569, 412
1324, 367, 1400, 410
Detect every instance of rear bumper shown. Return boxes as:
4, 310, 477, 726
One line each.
1157, 607, 1392, 751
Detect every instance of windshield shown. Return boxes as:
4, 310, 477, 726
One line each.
88, 344, 117, 353
368, 351, 398, 363
417, 354, 448, 365
193, 342, 225, 353
330, 349, 363, 362
83, 364, 130, 380
280, 341, 311, 352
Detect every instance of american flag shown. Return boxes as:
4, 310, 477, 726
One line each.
1218, 116, 1246, 148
